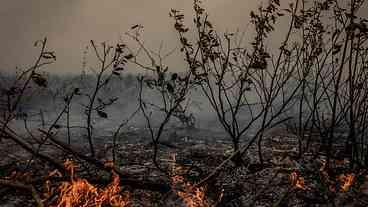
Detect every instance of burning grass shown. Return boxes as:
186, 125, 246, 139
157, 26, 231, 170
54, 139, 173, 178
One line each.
48, 160, 130, 207
1, 136, 367, 206
170, 174, 210, 207
169, 153, 212, 207
45, 157, 213, 207
289, 171, 306, 190
319, 159, 356, 193
338, 173, 355, 192
288, 159, 358, 196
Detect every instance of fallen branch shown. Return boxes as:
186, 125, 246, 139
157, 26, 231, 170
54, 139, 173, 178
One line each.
43, 133, 172, 193
195, 117, 293, 187
2, 126, 171, 194
194, 150, 244, 187
0, 128, 66, 174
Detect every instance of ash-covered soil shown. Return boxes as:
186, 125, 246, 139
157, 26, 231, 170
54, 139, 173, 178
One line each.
1, 126, 368, 206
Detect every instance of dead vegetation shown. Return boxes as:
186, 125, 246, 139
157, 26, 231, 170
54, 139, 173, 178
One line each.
1, 0, 368, 206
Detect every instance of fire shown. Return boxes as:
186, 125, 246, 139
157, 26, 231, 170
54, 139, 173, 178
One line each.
170, 153, 209, 207
177, 187, 207, 207
289, 171, 306, 189
52, 160, 130, 207
319, 159, 356, 192
338, 173, 355, 192
171, 175, 209, 207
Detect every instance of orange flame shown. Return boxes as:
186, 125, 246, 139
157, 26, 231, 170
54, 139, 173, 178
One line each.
171, 175, 209, 207
170, 153, 209, 207
53, 160, 130, 207
289, 171, 305, 189
319, 159, 356, 193
338, 173, 355, 192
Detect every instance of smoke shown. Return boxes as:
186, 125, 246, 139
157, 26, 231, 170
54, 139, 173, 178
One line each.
0, 0, 258, 74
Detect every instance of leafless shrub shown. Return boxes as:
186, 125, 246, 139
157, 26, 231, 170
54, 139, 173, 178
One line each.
282, 0, 368, 168
169, 0, 305, 166
124, 26, 196, 174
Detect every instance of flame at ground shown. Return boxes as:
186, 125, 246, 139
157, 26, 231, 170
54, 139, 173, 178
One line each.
170, 153, 210, 207
171, 175, 209, 207
338, 173, 355, 192
319, 159, 356, 192
52, 160, 130, 207
289, 171, 305, 189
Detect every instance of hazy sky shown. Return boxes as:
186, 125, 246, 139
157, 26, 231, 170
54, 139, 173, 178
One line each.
0, 0, 259, 74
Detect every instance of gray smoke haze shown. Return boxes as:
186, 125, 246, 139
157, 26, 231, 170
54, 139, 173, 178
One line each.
0, 0, 260, 74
